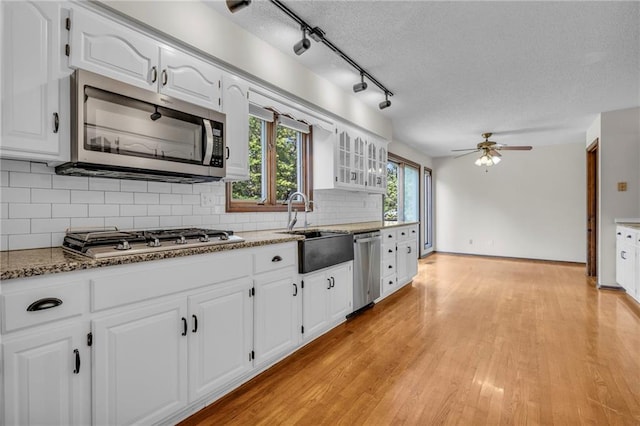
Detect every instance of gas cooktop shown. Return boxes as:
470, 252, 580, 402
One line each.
63, 227, 244, 259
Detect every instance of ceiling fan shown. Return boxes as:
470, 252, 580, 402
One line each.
452, 133, 533, 167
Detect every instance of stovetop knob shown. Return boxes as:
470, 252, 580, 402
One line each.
176, 235, 188, 245
116, 240, 131, 250
148, 237, 161, 247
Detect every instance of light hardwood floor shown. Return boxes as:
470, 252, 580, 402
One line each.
180, 253, 640, 425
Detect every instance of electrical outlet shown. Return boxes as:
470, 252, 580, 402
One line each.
200, 193, 215, 207
618, 182, 627, 192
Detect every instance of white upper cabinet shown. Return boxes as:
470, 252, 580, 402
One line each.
69, 6, 158, 91
69, 6, 222, 112
1, 1, 70, 162
313, 123, 388, 193
222, 72, 250, 180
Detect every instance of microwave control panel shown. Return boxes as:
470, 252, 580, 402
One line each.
210, 122, 224, 168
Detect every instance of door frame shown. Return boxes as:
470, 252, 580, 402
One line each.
586, 138, 599, 277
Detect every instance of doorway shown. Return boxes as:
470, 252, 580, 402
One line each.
586, 139, 598, 277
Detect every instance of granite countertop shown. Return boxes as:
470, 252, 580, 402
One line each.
0, 221, 418, 281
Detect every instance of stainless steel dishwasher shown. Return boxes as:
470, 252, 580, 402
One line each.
350, 230, 381, 316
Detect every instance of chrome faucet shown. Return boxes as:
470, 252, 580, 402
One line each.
286, 191, 309, 231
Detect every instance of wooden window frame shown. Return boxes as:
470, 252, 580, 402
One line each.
226, 121, 314, 213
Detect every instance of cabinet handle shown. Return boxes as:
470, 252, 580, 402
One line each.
181, 317, 187, 336
151, 66, 158, 83
226, 146, 230, 160
627, 235, 632, 239
388, 234, 393, 238
401, 232, 406, 236
388, 280, 394, 285
73, 349, 80, 374
408, 246, 412, 254
26, 297, 62, 312
272, 255, 282, 262
388, 249, 393, 253
53, 113, 59, 133
351, 171, 356, 180
412, 230, 416, 234
377, 177, 382, 184
162, 69, 168, 86
388, 265, 393, 269
330, 277, 335, 288
621, 251, 627, 260
192, 315, 198, 333
293, 283, 298, 296
617, 232, 622, 235
327, 278, 332, 290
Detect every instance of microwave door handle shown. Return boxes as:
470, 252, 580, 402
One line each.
203, 119, 214, 165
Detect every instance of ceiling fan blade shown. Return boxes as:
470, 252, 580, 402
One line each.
451, 148, 479, 152
489, 149, 502, 157
498, 146, 532, 151
454, 149, 480, 159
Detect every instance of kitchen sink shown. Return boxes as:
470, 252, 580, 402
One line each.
282, 230, 354, 273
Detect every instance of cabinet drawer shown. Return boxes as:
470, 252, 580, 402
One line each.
398, 225, 418, 242
253, 243, 297, 274
382, 229, 397, 243
383, 257, 396, 275
2, 281, 88, 333
382, 244, 396, 258
382, 274, 396, 292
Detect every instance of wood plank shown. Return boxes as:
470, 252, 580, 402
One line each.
180, 254, 640, 425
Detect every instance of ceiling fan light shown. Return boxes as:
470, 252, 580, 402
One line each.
492, 155, 501, 165
475, 158, 483, 166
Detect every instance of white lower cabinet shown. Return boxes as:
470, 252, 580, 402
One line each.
380, 225, 419, 299
302, 262, 353, 340
2, 323, 91, 426
397, 239, 418, 287
188, 278, 253, 401
92, 299, 189, 425
616, 225, 640, 303
253, 271, 300, 367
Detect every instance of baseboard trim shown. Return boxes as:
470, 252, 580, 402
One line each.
432, 251, 586, 267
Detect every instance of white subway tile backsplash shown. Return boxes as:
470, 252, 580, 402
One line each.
1, 219, 30, 235
9, 233, 51, 250
120, 204, 147, 217
10, 172, 52, 188
53, 175, 88, 190
71, 190, 104, 204
89, 177, 121, 191
89, 204, 120, 217
10, 203, 51, 219
52, 204, 88, 218
31, 218, 70, 234
160, 194, 181, 204
1, 187, 31, 203
1, 159, 31, 172
31, 189, 70, 204
171, 183, 192, 194
135, 193, 159, 205
134, 216, 160, 229
121, 180, 147, 192
147, 182, 172, 193
70, 217, 105, 228
1, 162, 383, 250
105, 191, 134, 204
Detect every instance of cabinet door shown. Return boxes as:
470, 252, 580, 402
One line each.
188, 278, 253, 401
328, 263, 353, 322
69, 6, 159, 90
1, 1, 64, 160
159, 47, 222, 111
336, 128, 353, 187
253, 271, 300, 366
397, 240, 418, 286
616, 242, 626, 287
353, 135, 367, 187
367, 142, 378, 188
222, 73, 250, 180
302, 272, 330, 339
93, 299, 188, 425
3, 323, 90, 426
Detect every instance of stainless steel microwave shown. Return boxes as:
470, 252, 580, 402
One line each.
56, 69, 226, 183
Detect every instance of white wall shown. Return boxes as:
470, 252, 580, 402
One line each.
97, 1, 392, 140
589, 107, 640, 286
388, 140, 434, 257
433, 142, 585, 262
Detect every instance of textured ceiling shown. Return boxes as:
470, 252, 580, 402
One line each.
206, 1, 640, 157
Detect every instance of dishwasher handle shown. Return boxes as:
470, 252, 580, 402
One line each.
354, 236, 380, 244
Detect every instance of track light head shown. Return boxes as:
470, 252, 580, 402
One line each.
226, 0, 251, 13
150, 106, 162, 121
293, 28, 310, 56
353, 73, 368, 93
379, 92, 391, 110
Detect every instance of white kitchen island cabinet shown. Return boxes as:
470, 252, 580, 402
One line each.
380, 224, 419, 299
1, 0, 71, 162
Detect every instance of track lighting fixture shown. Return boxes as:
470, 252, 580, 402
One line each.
353, 73, 368, 93
293, 27, 311, 56
150, 106, 161, 121
379, 92, 391, 110
226, 0, 252, 13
